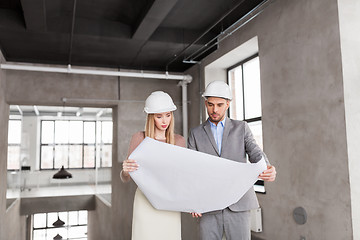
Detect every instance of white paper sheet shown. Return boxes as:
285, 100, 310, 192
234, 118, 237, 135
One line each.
129, 137, 267, 213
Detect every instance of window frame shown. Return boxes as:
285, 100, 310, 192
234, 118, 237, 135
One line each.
227, 54, 266, 194
227, 53, 261, 123
39, 119, 112, 170
32, 211, 88, 240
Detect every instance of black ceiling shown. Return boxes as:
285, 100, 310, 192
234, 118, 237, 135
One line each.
0, 0, 263, 72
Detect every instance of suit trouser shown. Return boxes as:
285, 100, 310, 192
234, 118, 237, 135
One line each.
199, 208, 250, 240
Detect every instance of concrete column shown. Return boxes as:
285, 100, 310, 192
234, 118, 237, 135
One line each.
111, 104, 137, 240
0, 50, 9, 240
111, 78, 184, 239
338, 1, 360, 239
0, 51, 26, 240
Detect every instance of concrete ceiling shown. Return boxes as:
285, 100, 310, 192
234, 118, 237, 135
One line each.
0, 0, 264, 72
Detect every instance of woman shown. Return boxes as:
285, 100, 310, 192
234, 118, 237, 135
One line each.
120, 91, 186, 240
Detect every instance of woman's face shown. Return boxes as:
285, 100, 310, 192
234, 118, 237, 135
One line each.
154, 112, 172, 131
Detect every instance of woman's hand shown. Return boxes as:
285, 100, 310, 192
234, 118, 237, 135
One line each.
122, 159, 139, 176
190, 212, 202, 218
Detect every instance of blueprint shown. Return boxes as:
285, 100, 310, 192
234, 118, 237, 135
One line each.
129, 137, 267, 213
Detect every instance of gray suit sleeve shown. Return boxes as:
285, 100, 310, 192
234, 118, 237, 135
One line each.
244, 122, 270, 165
187, 129, 197, 151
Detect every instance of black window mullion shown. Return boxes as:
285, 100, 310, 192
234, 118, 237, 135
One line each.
241, 63, 246, 121
52, 120, 55, 169
45, 213, 48, 238
82, 121, 85, 168
95, 121, 98, 169
244, 117, 262, 123
67, 120, 70, 169
227, 53, 259, 121
39, 120, 42, 170
100, 121, 103, 168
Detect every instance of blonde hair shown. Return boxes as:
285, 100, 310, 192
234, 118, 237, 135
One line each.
145, 112, 175, 145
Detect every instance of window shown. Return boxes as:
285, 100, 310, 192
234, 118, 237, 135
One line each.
33, 211, 87, 240
8, 119, 22, 170
228, 55, 265, 193
98, 121, 112, 168
40, 120, 112, 170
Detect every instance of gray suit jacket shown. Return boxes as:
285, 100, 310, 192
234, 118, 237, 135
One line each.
188, 118, 269, 212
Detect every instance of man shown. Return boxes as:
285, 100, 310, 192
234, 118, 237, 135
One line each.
188, 81, 276, 240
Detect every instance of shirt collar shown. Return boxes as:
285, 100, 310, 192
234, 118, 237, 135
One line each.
208, 117, 226, 127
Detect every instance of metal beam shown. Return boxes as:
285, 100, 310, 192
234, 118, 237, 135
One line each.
20, 0, 47, 31
16, 105, 23, 116
132, 0, 178, 40
33, 105, 40, 116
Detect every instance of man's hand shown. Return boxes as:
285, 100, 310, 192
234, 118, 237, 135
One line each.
259, 165, 276, 182
190, 212, 202, 218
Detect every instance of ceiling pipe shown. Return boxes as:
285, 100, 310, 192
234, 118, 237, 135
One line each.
166, 0, 247, 69
0, 64, 192, 81
1, 63, 192, 139
178, 81, 189, 141
68, 0, 77, 65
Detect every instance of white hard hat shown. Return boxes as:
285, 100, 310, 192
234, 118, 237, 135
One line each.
202, 81, 232, 100
144, 91, 177, 114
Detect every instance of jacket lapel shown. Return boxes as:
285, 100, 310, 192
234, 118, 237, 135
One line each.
220, 118, 232, 156
203, 120, 220, 156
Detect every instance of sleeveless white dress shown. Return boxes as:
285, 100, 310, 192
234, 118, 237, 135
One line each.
132, 188, 181, 240
128, 132, 185, 240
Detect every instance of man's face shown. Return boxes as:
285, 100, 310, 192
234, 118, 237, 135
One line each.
205, 97, 230, 124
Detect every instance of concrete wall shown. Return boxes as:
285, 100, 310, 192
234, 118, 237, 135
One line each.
5, 199, 26, 240
186, 0, 353, 239
180, 64, 202, 240
20, 195, 96, 215
88, 196, 112, 240
5, 67, 119, 106
338, 0, 360, 239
